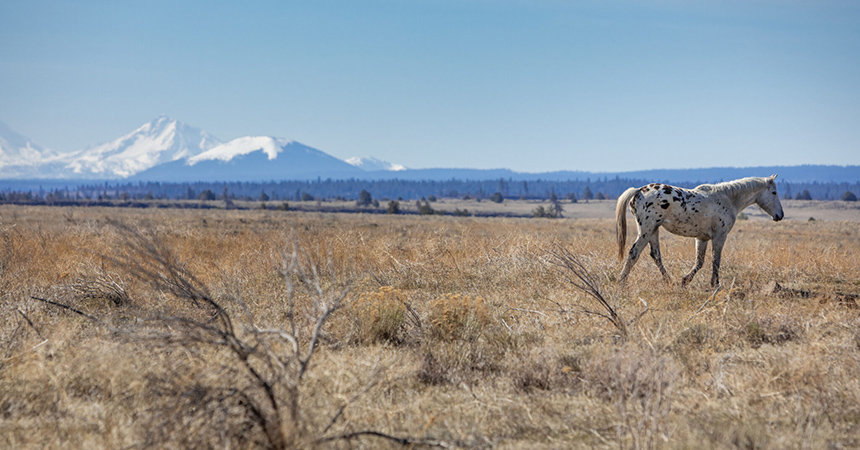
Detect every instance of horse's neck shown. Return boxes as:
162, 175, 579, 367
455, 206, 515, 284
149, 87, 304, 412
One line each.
727, 186, 761, 212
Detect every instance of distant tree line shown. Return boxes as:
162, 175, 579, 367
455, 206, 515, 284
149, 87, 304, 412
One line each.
1, 178, 858, 204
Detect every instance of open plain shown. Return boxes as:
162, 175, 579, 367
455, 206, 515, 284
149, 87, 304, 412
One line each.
1, 199, 859, 449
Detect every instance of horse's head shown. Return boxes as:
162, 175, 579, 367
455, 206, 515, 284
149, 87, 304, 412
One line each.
756, 174, 784, 221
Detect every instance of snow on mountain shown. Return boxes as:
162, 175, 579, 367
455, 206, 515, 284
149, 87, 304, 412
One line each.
0, 120, 54, 167
133, 136, 365, 182
0, 121, 69, 178
345, 156, 406, 171
64, 115, 221, 178
188, 136, 291, 164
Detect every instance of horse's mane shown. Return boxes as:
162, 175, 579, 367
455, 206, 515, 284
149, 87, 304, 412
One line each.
695, 177, 770, 196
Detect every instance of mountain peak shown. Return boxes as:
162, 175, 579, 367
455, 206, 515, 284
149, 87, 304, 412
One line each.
64, 116, 222, 178
0, 120, 52, 167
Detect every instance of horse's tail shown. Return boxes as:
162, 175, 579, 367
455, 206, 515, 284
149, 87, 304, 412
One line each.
616, 187, 638, 261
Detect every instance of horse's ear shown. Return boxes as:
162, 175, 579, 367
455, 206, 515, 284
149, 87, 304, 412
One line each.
769, 174, 778, 181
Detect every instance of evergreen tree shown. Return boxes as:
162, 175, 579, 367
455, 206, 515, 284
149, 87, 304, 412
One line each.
583, 186, 594, 201
418, 201, 434, 215
387, 200, 400, 214
550, 188, 563, 218
357, 189, 373, 206
223, 187, 234, 209
796, 190, 812, 200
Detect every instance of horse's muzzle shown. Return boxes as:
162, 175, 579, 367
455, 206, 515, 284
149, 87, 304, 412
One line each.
773, 213, 784, 222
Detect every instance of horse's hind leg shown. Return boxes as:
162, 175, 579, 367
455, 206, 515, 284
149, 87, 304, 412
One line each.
682, 238, 708, 286
648, 229, 671, 282
619, 228, 653, 283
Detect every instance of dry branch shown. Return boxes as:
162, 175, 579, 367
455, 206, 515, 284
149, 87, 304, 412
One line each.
31, 296, 103, 324
316, 430, 457, 448
546, 245, 629, 338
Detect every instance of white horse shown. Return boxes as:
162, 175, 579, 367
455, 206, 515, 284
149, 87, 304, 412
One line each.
616, 175, 784, 287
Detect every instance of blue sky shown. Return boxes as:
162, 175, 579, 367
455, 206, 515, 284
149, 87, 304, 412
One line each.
1, 0, 858, 172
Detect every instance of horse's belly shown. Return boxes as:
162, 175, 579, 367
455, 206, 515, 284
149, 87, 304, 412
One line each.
662, 217, 711, 239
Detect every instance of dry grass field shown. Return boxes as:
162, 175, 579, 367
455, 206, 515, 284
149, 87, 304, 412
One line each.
1, 200, 859, 449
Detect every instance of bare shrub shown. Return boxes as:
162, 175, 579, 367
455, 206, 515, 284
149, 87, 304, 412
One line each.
65, 266, 130, 307
100, 223, 446, 449
107, 220, 214, 309
546, 246, 641, 339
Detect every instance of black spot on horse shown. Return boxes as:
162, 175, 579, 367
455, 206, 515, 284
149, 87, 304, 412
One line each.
660, 201, 670, 209
662, 186, 674, 195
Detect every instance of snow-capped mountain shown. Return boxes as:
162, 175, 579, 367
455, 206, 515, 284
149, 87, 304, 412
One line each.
63, 115, 221, 178
1, 115, 404, 181
346, 156, 406, 172
0, 121, 59, 177
133, 135, 364, 182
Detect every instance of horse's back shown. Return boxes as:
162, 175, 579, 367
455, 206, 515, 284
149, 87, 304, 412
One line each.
631, 183, 722, 239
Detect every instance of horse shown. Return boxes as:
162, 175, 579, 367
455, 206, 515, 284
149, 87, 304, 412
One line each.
616, 175, 784, 287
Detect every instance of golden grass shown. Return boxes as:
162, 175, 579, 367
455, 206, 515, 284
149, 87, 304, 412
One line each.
1, 204, 859, 449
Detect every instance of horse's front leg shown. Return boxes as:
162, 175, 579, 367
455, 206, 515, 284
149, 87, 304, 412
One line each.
681, 238, 708, 286
710, 235, 727, 287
